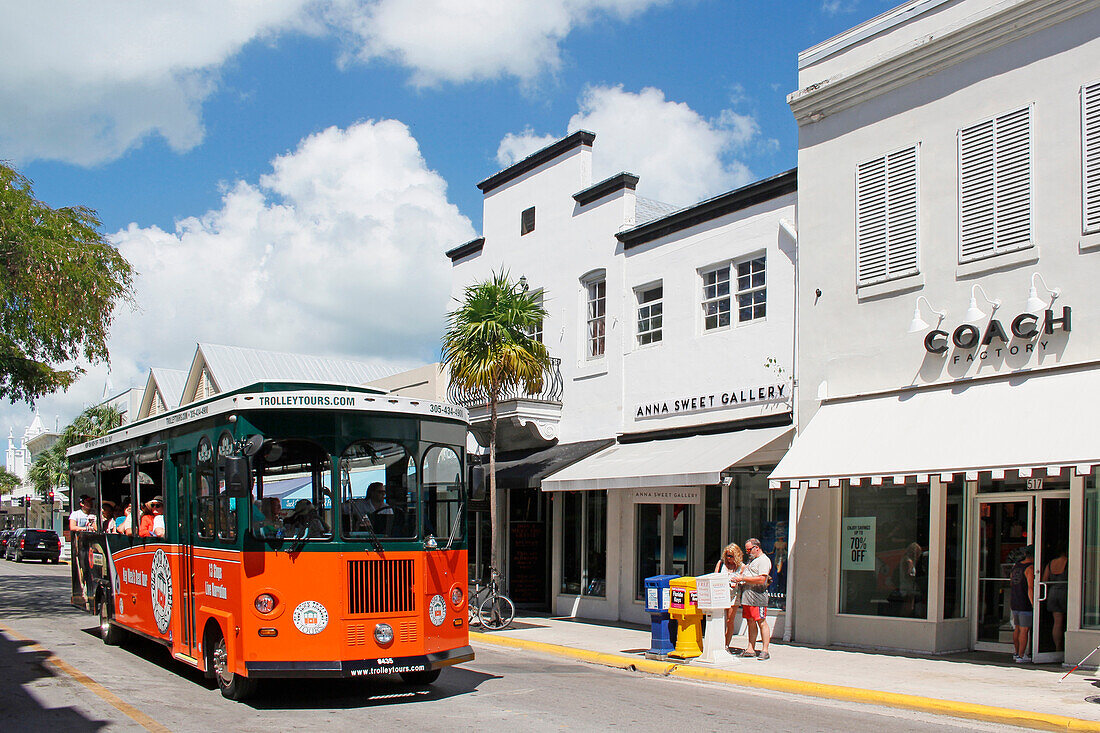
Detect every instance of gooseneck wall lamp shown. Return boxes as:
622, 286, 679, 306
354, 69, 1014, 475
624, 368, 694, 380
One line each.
964, 284, 1002, 323
907, 296, 947, 334
1026, 272, 1061, 314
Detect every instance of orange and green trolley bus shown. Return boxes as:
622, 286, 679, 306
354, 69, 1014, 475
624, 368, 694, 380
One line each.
67, 381, 472, 699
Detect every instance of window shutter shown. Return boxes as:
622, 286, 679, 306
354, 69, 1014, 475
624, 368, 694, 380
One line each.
857, 157, 887, 284
959, 107, 1031, 262
1084, 82, 1100, 234
857, 146, 918, 286
886, 146, 918, 278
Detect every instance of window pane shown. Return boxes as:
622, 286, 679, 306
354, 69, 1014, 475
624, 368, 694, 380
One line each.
1084, 473, 1100, 628
944, 478, 967, 619
584, 491, 607, 596
727, 473, 789, 610
636, 504, 661, 600
337, 440, 417, 540
561, 492, 582, 594
251, 440, 333, 541
423, 446, 459, 542
840, 480, 930, 618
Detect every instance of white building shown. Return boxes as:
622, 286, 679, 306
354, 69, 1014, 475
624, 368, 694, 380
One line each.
449, 131, 797, 624
774, 0, 1100, 664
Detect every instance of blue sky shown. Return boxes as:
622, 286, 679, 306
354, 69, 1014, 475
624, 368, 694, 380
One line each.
1, 0, 891, 443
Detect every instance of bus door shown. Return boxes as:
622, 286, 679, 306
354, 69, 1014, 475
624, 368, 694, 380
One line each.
172, 451, 199, 660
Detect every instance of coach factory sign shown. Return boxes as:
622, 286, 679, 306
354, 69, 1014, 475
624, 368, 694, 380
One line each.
922, 307, 1071, 361
635, 382, 788, 420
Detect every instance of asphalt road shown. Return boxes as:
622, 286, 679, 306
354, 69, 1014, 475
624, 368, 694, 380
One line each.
0, 558, 1029, 732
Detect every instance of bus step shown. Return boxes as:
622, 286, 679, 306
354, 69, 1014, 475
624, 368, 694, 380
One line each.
173, 652, 199, 666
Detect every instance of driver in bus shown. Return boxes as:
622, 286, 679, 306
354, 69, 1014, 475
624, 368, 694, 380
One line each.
364, 482, 394, 516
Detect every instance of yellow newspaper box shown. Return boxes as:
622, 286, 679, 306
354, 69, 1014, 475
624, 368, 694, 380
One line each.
668, 576, 703, 659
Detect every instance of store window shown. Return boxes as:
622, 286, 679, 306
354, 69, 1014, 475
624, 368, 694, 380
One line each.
735, 256, 766, 323
559, 491, 607, 597
943, 478, 967, 619
701, 265, 730, 331
727, 473, 788, 610
634, 503, 693, 600
840, 479, 930, 618
1084, 473, 1100, 628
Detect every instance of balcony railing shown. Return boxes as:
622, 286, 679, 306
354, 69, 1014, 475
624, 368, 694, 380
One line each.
447, 358, 563, 409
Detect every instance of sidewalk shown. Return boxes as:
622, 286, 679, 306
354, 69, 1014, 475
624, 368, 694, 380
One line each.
471, 614, 1100, 731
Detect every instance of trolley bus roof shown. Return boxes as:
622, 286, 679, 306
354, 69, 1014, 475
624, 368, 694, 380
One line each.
66, 381, 468, 458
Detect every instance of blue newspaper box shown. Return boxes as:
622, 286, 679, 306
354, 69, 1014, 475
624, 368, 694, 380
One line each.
644, 574, 679, 657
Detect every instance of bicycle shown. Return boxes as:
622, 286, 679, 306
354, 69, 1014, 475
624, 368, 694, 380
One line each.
468, 567, 515, 631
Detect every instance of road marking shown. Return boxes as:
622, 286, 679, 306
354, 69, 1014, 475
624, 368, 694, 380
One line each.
0, 622, 172, 733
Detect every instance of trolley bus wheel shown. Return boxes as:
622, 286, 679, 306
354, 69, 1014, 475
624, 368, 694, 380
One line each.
99, 597, 125, 646
399, 669, 441, 685
210, 632, 258, 701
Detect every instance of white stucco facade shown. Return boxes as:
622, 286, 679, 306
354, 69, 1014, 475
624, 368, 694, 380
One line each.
780, 0, 1100, 661
449, 132, 797, 624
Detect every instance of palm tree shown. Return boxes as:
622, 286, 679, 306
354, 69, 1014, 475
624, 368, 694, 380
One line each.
29, 403, 122, 499
442, 271, 550, 578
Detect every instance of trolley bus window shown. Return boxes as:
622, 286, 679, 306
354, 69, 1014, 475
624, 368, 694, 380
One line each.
196, 437, 216, 539
136, 457, 166, 540
251, 440, 333, 540
423, 446, 463, 543
97, 458, 131, 535
340, 440, 416, 540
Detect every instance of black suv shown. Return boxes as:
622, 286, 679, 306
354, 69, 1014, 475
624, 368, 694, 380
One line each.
0, 529, 12, 554
5, 528, 61, 563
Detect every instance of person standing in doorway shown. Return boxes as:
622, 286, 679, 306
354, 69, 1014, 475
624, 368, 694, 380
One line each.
1010, 545, 1036, 663
736, 538, 772, 660
1042, 546, 1069, 652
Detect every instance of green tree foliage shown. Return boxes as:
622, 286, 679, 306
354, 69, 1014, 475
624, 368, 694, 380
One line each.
442, 271, 550, 575
0, 467, 19, 496
0, 163, 134, 403
29, 403, 122, 499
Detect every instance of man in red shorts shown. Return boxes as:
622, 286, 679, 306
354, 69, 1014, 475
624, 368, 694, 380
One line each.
736, 538, 772, 660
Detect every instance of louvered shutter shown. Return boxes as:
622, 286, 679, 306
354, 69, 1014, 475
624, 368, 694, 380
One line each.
857, 146, 918, 286
959, 107, 1032, 262
1084, 82, 1100, 234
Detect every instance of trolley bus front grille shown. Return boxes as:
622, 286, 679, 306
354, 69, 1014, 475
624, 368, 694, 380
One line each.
347, 559, 415, 614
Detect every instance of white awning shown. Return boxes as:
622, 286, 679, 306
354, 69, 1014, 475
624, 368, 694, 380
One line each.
541, 425, 793, 492
769, 366, 1100, 489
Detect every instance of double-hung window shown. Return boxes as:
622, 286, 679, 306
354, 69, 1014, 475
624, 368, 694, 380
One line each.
1084, 82, 1100, 234
585, 277, 606, 359
736, 256, 766, 322
701, 265, 730, 331
958, 106, 1032, 263
856, 146, 919, 286
635, 283, 663, 346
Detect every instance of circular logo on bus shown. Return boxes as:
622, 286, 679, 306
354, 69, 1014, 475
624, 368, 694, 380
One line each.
293, 601, 329, 635
428, 594, 447, 627
150, 548, 173, 633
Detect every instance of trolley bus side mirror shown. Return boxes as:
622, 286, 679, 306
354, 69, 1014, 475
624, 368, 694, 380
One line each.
242, 434, 264, 457
469, 465, 486, 501
224, 457, 252, 498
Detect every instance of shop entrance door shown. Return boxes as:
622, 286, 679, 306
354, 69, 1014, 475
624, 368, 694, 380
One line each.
974, 489, 1069, 662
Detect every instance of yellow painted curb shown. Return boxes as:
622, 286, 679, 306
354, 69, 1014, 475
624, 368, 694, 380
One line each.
471, 632, 1100, 733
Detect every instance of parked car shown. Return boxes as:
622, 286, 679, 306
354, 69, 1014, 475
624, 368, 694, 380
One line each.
0, 529, 13, 555
4, 528, 62, 563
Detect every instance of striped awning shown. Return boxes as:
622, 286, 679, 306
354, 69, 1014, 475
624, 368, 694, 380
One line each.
769, 366, 1100, 489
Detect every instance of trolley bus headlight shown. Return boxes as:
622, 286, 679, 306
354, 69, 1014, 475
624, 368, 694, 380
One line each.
374, 623, 394, 645
254, 593, 278, 614
450, 585, 463, 608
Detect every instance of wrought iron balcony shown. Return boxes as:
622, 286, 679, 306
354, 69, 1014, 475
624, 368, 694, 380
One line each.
446, 358, 563, 408
448, 358, 564, 450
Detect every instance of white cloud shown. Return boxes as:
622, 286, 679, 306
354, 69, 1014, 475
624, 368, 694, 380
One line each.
0, 1, 317, 166
332, 0, 669, 87
0, 1, 670, 166
821, 1, 861, 15
496, 128, 561, 167
537, 85, 761, 206
0, 120, 474, 441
